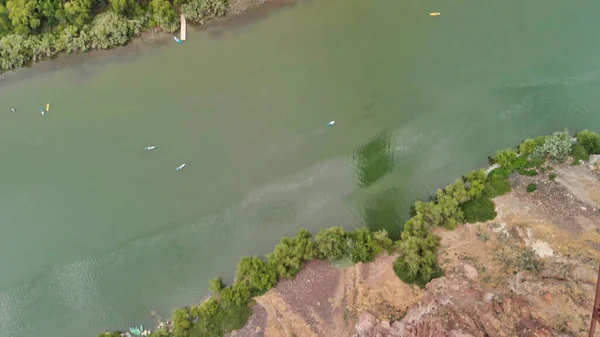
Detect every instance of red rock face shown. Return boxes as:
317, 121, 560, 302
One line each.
354, 276, 557, 337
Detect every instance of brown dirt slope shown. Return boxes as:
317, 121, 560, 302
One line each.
231, 162, 600, 337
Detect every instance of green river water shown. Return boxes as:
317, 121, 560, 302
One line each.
1, 0, 600, 336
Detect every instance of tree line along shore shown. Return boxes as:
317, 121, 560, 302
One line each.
0, 0, 229, 72
97, 128, 600, 337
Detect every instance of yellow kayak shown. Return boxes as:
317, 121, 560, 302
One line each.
46, 103, 50, 111
430, 12, 441, 16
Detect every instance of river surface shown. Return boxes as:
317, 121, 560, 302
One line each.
1, 0, 600, 336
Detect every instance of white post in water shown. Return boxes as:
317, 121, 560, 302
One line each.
180, 14, 187, 41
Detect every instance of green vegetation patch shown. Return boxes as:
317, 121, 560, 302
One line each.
526, 183, 537, 193
460, 197, 497, 224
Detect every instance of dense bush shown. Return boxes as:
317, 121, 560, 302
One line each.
460, 197, 497, 223
577, 130, 600, 155
526, 183, 537, 193
484, 175, 511, 198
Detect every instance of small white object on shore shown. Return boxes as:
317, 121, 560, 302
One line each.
327, 120, 336, 126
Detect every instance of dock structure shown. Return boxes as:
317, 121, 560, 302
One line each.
180, 14, 187, 41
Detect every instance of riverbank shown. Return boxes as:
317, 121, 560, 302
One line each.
99, 129, 600, 337
0, 0, 295, 74
229, 133, 600, 337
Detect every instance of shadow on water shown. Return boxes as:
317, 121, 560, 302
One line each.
353, 131, 404, 239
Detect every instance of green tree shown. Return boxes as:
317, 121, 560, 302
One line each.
414, 201, 442, 227
349, 227, 382, 263
0, 34, 32, 70
577, 130, 600, 155
63, 0, 94, 26
6, 0, 40, 34
372, 229, 394, 253
393, 233, 441, 287
0, 3, 13, 34
208, 276, 224, 294
220, 283, 251, 308
89, 11, 137, 49
110, 0, 140, 17
519, 139, 538, 155
172, 308, 192, 337
150, 0, 179, 32
492, 148, 517, 168
315, 226, 347, 260
267, 229, 316, 279
182, 0, 227, 24
464, 170, 486, 199
235, 256, 277, 295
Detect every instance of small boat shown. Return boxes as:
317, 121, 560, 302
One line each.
327, 120, 336, 126
11, 108, 15, 113
173, 36, 181, 44
429, 12, 441, 16
143, 146, 156, 151
46, 103, 50, 111
40, 108, 45, 116
175, 163, 186, 172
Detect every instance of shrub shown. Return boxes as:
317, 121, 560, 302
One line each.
235, 256, 277, 295
519, 139, 538, 155
348, 227, 383, 263
209, 277, 224, 294
464, 170, 487, 199
150, 0, 179, 32
172, 308, 192, 337
517, 168, 538, 176
393, 234, 441, 287
190, 301, 252, 337
373, 229, 394, 253
492, 148, 517, 168
460, 197, 497, 223
149, 327, 171, 337
220, 283, 251, 308
267, 229, 316, 279
488, 167, 512, 179
532, 130, 571, 161
577, 130, 600, 155
0, 34, 32, 70
526, 183, 537, 193
510, 156, 528, 170
484, 175, 511, 198
315, 227, 348, 261
570, 144, 589, 164
183, 0, 228, 24
199, 298, 219, 318
549, 173, 557, 181
98, 333, 121, 337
